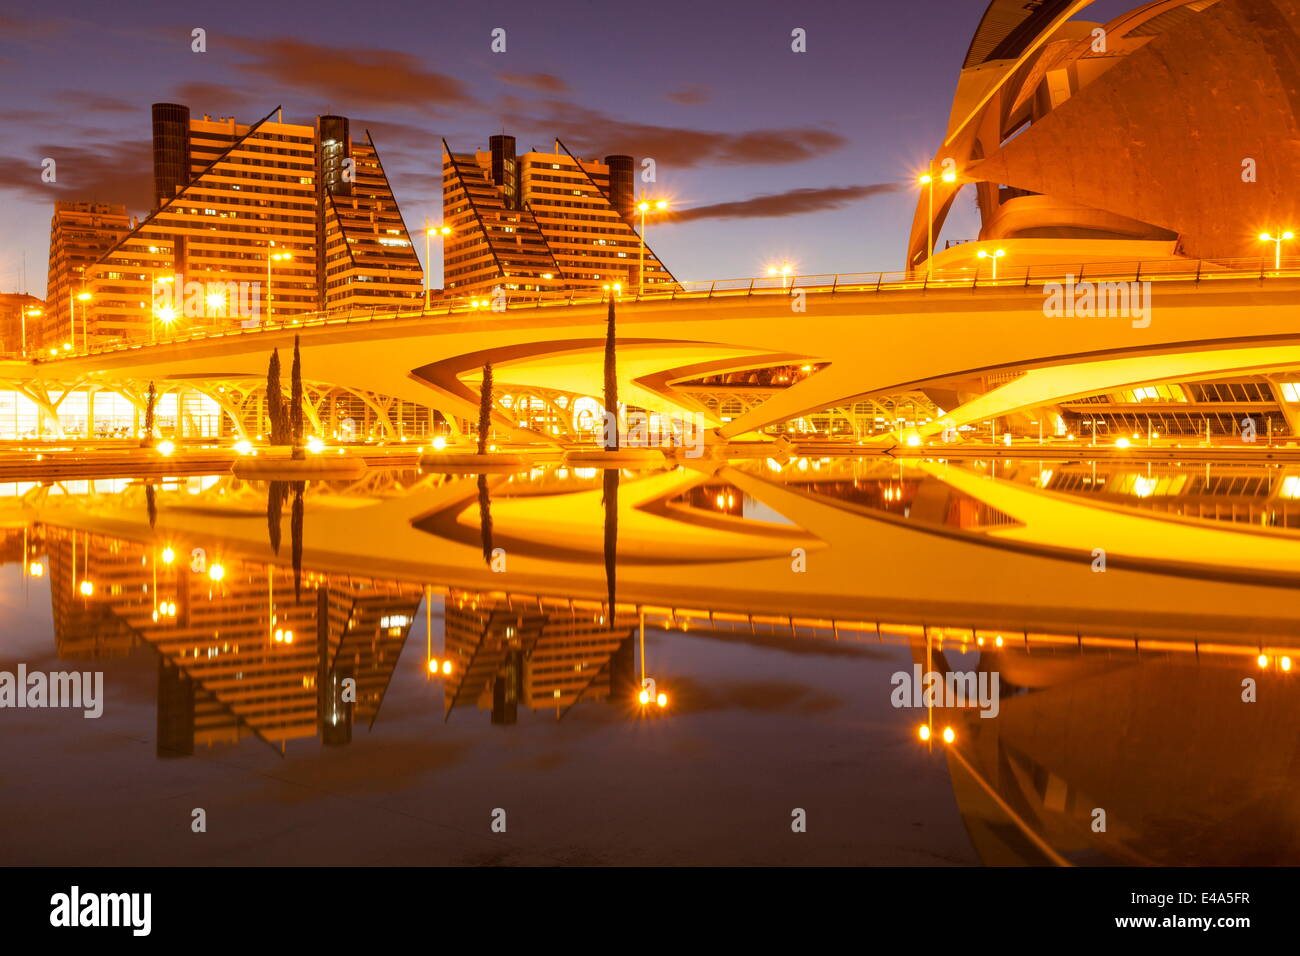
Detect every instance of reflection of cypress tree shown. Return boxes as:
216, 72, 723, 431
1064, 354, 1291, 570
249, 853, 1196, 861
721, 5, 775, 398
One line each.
602, 468, 619, 616
477, 473, 494, 566
267, 349, 284, 444
290, 335, 304, 460
266, 480, 286, 554
145, 483, 157, 529
291, 481, 304, 601
477, 362, 493, 455
141, 381, 157, 448
604, 294, 618, 450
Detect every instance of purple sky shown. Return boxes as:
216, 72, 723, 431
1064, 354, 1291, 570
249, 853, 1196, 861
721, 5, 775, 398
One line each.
0, 0, 1137, 297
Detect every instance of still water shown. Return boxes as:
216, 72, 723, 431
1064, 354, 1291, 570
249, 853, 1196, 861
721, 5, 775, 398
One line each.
2, 457, 1297, 865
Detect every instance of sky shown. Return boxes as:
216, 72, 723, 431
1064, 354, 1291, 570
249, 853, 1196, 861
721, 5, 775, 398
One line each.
0, 0, 1138, 297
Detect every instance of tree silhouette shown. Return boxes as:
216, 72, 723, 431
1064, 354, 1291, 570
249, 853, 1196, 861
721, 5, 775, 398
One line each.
141, 381, 157, 448
267, 349, 285, 444
604, 293, 618, 450
290, 335, 304, 459
477, 362, 493, 455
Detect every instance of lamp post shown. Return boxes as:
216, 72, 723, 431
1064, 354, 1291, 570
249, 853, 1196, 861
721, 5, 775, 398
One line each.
636, 198, 668, 296
767, 262, 794, 289
266, 243, 293, 321
1259, 230, 1294, 271
424, 220, 451, 309
21, 308, 40, 357
977, 248, 1006, 281
917, 166, 957, 277
75, 292, 92, 352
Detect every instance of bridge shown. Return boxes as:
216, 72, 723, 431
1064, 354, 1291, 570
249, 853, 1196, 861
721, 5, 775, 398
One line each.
8, 257, 1300, 445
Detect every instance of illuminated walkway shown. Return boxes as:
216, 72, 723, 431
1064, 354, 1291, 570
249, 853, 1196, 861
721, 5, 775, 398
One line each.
8, 259, 1300, 445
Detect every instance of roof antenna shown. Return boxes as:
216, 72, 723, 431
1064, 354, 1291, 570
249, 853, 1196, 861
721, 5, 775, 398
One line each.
277, 107, 283, 123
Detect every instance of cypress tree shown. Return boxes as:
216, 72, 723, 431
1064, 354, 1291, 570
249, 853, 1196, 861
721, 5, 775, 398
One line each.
477, 362, 493, 455
267, 349, 284, 444
290, 335, 304, 459
604, 293, 618, 450
141, 381, 157, 448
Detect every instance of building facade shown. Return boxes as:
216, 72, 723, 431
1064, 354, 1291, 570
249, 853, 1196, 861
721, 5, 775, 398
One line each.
44, 202, 131, 352
442, 135, 676, 302
79, 104, 421, 347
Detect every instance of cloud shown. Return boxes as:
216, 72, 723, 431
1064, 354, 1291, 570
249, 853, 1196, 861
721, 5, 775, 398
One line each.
0, 138, 153, 211
666, 85, 711, 105
498, 71, 568, 93
674, 183, 904, 221
228, 37, 476, 113
509, 100, 847, 168
50, 90, 136, 113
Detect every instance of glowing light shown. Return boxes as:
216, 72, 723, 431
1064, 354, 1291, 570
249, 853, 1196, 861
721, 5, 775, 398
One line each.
1258, 654, 1269, 668
28, 561, 44, 577
306, 436, 325, 454
208, 563, 225, 582
994, 635, 1004, 647
79, 580, 94, 596
205, 292, 226, 311
76, 292, 92, 301
638, 689, 650, 705
941, 169, 957, 184
442, 660, 452, 675
161, 546, 175, 565
234, 439, 253, 455
942, 726, 955, 744
428, 658, 439, 673
905, 433, 922, 447
1114, 437, 1131, 449
918, 724, 931, 741
431, 436, 447, 451
1282, 656, 1293, 672
156, 439, 176, 456
656, 693, 667, 707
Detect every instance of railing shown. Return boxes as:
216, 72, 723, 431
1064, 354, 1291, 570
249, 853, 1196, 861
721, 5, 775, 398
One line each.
39, 254, 1300, 362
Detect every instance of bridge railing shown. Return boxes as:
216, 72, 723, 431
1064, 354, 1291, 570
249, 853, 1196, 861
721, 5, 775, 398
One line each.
45, 254, 1300, 361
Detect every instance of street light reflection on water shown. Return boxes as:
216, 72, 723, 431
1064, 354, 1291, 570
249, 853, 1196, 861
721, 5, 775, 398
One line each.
2, 455, 1300, 865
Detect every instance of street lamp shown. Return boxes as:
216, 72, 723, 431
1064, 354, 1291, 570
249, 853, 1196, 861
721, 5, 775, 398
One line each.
266, 243, 294, 321
636, 198, 668, 296
977, 248, 1006, 280
75, 292, 92, 352
767, 262, 794, 289
1259, 230, 1294, 271
424, 220, 451, 308
21, 307, 40, 357
917, 166, 957, 277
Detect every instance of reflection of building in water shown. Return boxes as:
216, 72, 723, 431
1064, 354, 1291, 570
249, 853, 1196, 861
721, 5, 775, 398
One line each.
923, 642, 1300, 866
33, 524, 422, 754
442, 590, 635, 723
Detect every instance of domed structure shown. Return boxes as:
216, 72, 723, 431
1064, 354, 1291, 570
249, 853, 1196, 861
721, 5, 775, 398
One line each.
908, 0, 1300, 270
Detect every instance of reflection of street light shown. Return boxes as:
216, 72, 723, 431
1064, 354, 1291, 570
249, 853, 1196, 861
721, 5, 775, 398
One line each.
977, 247, 1006, 280
1259, 230, 1294, 270
424, 220, 452, 308
636, 198, 668, 295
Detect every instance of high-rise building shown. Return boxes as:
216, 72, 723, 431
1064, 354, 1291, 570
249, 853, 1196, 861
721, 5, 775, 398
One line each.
441, 135, 676, 302
79, 104, 422, 346
44, 201, 131, 351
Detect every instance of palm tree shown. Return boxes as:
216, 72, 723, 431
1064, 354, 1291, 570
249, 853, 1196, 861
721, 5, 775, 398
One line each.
477, 362, 494, 455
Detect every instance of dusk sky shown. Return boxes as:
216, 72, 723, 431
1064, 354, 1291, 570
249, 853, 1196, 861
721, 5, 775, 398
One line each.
0, 0, 1136, 297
